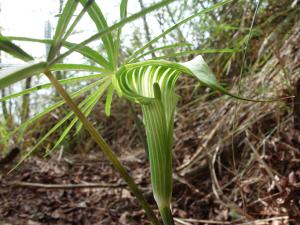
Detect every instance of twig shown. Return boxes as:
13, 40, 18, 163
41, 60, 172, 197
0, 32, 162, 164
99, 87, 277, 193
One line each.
174, 216, 289, 225
9, 181, 126, 189
174, 217, 231, 224
235, 216, 289, 225
176, 117, 225, 172
209, 145, 254, 220
174, 218, 193, 225
245, 134, 283, 192
172, 172, 200, 193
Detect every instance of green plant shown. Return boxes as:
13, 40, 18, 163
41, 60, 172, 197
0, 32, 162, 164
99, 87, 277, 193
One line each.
0, 0, 255, 224
116, 55, 255, 224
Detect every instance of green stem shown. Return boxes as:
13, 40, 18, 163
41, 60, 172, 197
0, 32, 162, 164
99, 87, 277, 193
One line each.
159, 206, 175, 225
44, 71, 161, 225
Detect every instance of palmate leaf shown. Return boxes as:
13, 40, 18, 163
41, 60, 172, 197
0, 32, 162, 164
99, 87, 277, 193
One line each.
13, 79, 105, 135
50, 0, 177, 66
105, 0, 128, 115
116, 55, 258, 224
11, 79, 110, 171
48, 79, 111, 155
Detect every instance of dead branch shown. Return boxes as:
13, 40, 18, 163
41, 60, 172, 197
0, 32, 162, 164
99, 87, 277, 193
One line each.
8, 181, 127, 189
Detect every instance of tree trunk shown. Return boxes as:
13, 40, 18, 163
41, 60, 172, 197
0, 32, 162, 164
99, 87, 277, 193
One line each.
20, 77, 32, 123
138, 0, 156, 58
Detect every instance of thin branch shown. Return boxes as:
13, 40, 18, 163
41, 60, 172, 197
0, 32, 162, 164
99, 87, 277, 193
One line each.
9, 181, 126, 189
138, 0, 156, 58
174, 217, 231, 225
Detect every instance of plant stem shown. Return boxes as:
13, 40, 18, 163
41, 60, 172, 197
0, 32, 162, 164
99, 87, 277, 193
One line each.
44, 70, 161, 225
159, 206, 175, 225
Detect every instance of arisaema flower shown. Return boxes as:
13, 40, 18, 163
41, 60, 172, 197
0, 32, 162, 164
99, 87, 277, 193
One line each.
116, 55, 246, 224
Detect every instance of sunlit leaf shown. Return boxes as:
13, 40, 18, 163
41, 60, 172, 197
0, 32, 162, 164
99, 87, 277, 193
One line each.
133, 43, 192, 61
152, 48, 241, 60
115, 0, 128, 64
3, 36, 111, 68
79, 0, 116, 69
47, 0, 79, 61
0, 35, 33, 61
0, 73, 106, 102
62, 0, 95, 42
51, 63, 110, 73
105, 84, 114, 116
11, 83, 106, 171
0, 61, 46, 89
49, 79, 110, 154
13, 79, 106, 134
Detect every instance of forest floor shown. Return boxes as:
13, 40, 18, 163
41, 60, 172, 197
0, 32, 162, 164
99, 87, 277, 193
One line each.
0, 119, 299, 225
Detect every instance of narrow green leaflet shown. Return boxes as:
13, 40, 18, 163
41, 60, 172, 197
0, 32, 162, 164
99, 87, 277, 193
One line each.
48, 79, 110, 155
47, 0, 79, 61
13, 79, 105, 134
75, 80, 111, 134
115, 0, 128, 65
119, 0, 128, 23
0, 35, 33, 61
0, 73, 105, 102
105, 84, 114, 116
14, 111, 75, 171
0, 62, 47, 89
51, 41, 111, 68
3, 36, 111, 68
50, 63, 109, 73
79, 0, 116, 69
127, 0, 232, 63
50, 0, 177, 66
133, 43, 192, 61
152, 48, 241, 60
11, 84, 104, 171
62, 0, 95, 42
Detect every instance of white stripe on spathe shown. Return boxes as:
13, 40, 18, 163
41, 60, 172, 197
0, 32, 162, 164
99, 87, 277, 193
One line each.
116, 55, 246, 211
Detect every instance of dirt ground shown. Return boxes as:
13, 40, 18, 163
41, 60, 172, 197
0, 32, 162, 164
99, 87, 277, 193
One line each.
0, 121, 299, 225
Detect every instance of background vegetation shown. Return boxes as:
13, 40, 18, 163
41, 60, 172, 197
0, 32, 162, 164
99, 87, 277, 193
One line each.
0, 0, 299, 224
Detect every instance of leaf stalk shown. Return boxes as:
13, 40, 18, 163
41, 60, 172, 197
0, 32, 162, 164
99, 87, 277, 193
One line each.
159, 206, 175, 225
